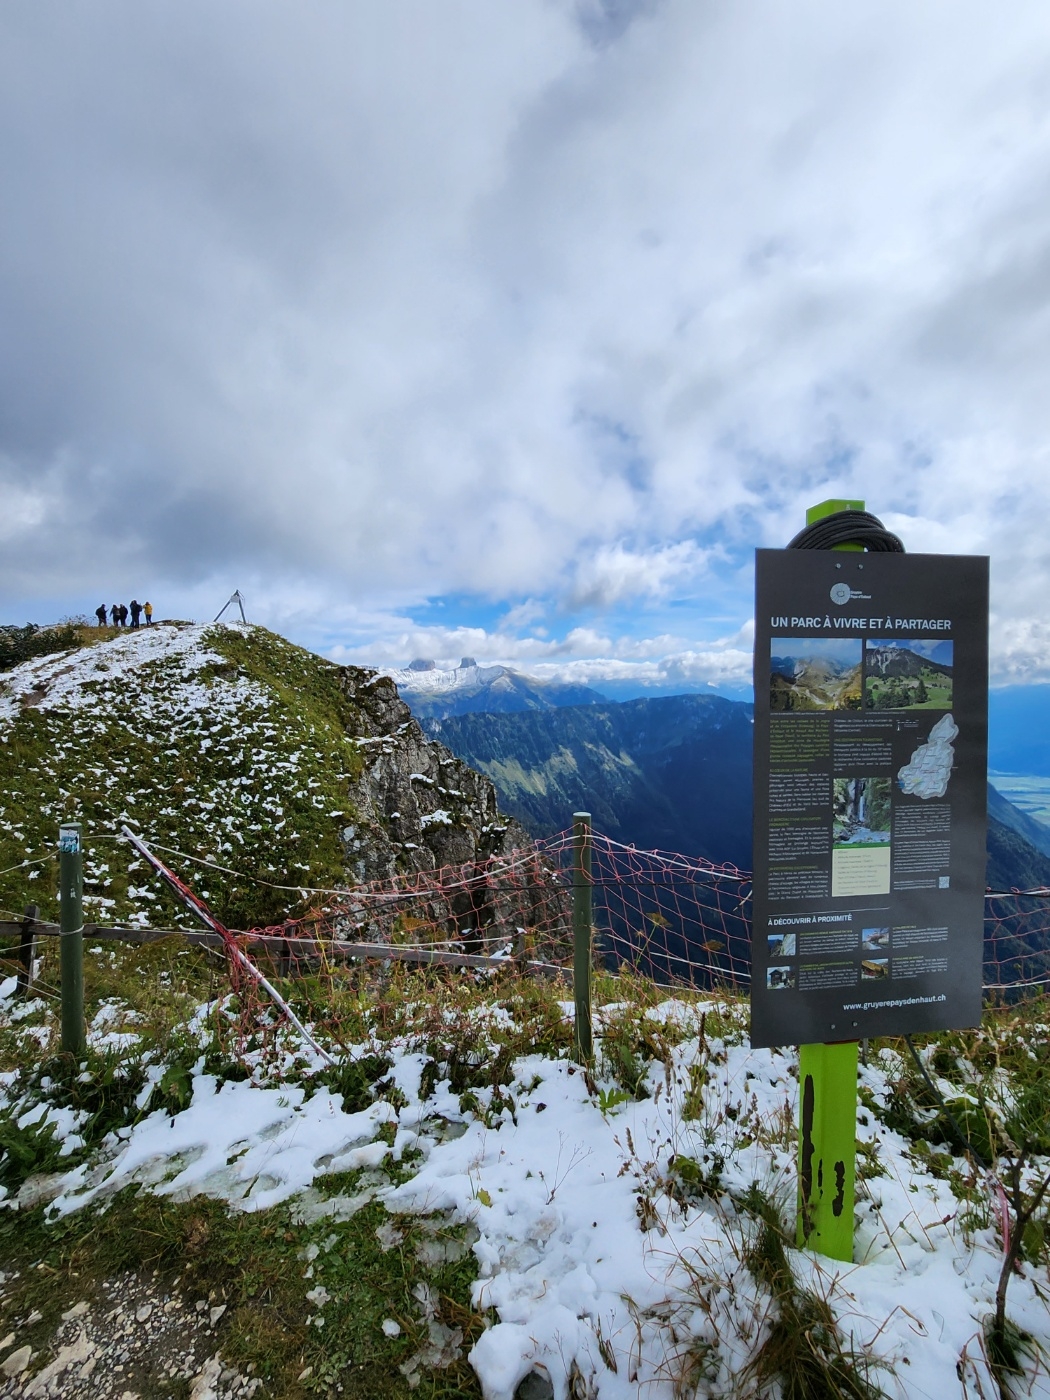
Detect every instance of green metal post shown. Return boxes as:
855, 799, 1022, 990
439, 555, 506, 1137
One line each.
795, 498, 863, 1261
573, 812, 594, 1064
59, 822, 85, 1058
797, 1041, 858, 1259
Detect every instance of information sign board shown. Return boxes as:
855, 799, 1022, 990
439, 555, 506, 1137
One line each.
751, 549, 988, 1048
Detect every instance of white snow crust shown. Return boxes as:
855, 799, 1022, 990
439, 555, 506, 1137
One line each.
0, 623, 231, 727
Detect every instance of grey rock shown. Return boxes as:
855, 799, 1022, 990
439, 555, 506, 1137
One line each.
514, 1372, 555, 1400
16, 1173, 67, 1210
328, 669, 569, 954
1, 1346, 31, 1378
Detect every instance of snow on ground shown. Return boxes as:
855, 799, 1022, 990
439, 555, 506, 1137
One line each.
4, 987, 1047, 1400
0, 624, 229, 727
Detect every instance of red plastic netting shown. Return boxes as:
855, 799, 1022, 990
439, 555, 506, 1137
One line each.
984, 887, 1050, 994
253, 830, 751, 991
255, 832, 1050, 1001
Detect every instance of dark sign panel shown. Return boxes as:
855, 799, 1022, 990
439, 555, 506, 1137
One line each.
751, 549, 988, 1048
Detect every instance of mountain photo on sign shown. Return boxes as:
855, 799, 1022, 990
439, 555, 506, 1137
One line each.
861, 927, 891, 952
769, 637, 862, 711
864, 639, 953, 710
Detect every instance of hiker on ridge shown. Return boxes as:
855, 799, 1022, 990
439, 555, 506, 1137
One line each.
110, 604, 120, 626
95, 605, 107, 627
118, 603, 128, 627
143, 601, 153, 626
129, 600, 142, 628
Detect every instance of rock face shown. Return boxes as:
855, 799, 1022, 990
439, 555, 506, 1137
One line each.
338, 668, 531, 881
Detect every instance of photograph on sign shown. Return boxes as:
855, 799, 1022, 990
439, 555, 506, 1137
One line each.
751, 549, 988, 1048
770, 637, 862, 712
864, 639, 953, 711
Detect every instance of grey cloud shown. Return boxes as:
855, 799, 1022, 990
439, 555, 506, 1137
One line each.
4, 1, 1050, 677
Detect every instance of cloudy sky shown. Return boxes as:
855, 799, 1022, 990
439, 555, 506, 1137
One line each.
4, 0, 1050, 693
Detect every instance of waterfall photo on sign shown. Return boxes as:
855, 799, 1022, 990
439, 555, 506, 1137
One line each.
832, 777, 891, 847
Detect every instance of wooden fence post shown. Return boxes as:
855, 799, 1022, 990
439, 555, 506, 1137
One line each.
573, 812, 594, 1064
59, 823, 85, 1057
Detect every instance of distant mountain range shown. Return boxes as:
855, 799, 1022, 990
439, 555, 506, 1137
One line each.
417, 691, 1050, 894
769, 654, 863, 711
382, 660, 605, 719
988, 783, 1050, 862
422, 694, 755, 868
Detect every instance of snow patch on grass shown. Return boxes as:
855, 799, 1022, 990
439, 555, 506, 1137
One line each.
3, 974, 1049, 1399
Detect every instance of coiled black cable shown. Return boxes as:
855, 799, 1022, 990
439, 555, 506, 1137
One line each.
787, 509, 905, 553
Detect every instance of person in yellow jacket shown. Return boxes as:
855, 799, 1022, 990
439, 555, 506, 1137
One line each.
144, 601, 153, 626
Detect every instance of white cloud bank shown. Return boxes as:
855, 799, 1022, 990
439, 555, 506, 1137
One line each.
4, 2, 1050, 680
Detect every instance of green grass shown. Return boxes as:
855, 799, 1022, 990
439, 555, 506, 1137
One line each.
864, 667, 952, 711
0, 623, 367, 931
738, 1188, 886, 1400
3, 928, 1050, 1396
0, 1186, 485, 1399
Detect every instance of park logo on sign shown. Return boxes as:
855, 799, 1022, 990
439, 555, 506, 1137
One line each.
829, 582, 851, 605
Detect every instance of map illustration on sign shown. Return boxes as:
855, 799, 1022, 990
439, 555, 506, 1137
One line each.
898, 712, 959, 799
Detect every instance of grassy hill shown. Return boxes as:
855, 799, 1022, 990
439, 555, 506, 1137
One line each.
0, 934, 1049, 1399
0, 622, 517, 933
864, 662, 952, 710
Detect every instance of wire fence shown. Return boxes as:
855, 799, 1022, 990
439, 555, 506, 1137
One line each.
4, 826, 1050, 1016
242, 826, 1050, 1000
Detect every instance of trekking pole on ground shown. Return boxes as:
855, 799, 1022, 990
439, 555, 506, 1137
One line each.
573, 812, 594, 1064
59, 823, 85, 1057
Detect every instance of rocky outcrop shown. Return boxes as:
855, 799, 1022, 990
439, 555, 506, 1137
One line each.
336, 669, 565, 953
338, 668, 532, 882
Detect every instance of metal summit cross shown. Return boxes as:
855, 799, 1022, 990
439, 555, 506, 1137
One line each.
214, 590, 248, 624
